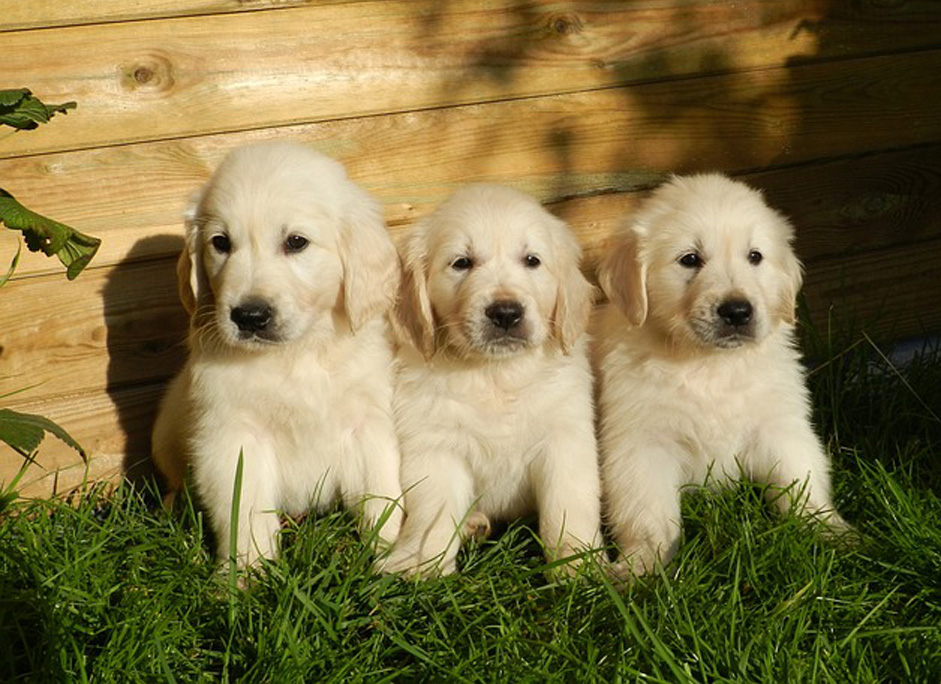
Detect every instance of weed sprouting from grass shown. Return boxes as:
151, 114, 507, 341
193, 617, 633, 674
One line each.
2, 326, 940, 680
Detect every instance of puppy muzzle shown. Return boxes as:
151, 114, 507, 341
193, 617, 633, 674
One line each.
229, 298, 283, 343
476, 299, 531, 352
712, 298, 756, 348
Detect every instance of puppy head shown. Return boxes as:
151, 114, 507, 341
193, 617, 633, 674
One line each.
179, 141, 398, 351
599, 174, 802, 350
395, 184, 593, 359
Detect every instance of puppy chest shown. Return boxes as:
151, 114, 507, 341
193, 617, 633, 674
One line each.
195, 364, 348, 452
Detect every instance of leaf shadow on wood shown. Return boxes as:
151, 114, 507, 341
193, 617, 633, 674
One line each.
413, 0, 791, 265
102, 235, 187, 494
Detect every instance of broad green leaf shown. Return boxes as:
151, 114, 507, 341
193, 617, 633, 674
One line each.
0, 88, 76, 130
0, 408, 87, 461
0, 89, 29, 106
0, 188, 100, 279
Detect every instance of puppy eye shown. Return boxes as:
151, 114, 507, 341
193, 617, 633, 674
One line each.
524, 254, 541, 269
678, 252, 702, 269
285, 234, 309, 254
451, 256, 474, 271
748, 249, 763, 265
211, 234, 231, 254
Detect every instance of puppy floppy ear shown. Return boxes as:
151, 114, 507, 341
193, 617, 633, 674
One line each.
177, 187, 208, 317
549, 218, 595, 354
339, 189, 400, 332
392, 226, 435, 358
775, 224, 805, 327
598, 225, 648, 327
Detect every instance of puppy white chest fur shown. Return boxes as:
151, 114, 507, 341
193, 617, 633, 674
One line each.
190, 324, 392, 515
598, 320, 808, 485
395, 346, 592, 518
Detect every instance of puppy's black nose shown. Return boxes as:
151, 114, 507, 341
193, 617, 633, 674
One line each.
230, 300, 273, 333
485, 300, 524, 331
717, 299, 753, 327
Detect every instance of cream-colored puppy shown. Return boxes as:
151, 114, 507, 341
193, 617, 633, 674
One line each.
594, 173, 847, 577
379, 184, 601, 577
151, 141, 402, 568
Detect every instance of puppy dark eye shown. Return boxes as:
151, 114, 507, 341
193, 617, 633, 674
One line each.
451, 256, 473, 271
678, 252, 702, 269
748, 249, 763, 265
285, 234, 309, 253
524, 254, 541, 269
211, 234, 231, 254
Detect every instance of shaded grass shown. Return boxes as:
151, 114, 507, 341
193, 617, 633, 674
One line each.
2, 332, 940, 682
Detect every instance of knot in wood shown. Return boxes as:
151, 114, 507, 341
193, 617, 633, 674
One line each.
133, 67, 154, 84
549, 13, 582, 37
123, 53, 175, 94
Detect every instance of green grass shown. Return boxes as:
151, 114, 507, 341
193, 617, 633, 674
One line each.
2, 331, 940, 682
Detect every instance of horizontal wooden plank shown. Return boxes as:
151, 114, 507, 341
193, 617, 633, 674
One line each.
0, 384, 163, 498
3, 1, 941, 158
1, 257, 189, 404
3, 47, 941, 280
802, 237, 941, 341
0, 0, 319, 32
750, 144, 941, 263
4, 0, 941, 39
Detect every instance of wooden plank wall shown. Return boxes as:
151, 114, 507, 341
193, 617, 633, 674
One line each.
2, 1, 940, 497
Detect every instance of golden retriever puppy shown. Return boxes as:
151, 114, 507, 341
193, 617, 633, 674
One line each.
593, 173, 847, 577
379, 184, 601, 577
151, 141, 402, 568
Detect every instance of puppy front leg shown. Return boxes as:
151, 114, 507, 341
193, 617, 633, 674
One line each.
533, 431, 602, 576
750, 420, 848, 532
378, 453, 473, 577
151, 372, 191, 506
342, 418, 404, 550
192, 437, 281, 569
602, 440, 684, 577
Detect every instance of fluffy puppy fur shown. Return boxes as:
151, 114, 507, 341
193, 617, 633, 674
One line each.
151, 141, 402, 568
379, 184, 601, 577
593, 173, 848, 577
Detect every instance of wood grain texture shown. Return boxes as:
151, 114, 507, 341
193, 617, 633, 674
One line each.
1, 258, 189, 403
751, 144, 941, 263
5, 0, 941, 35
3, 0, 940, 158
0, 0, 317, 31
0, 385, 163, 498
4, 48, 941, 280
802, 237, 941, 340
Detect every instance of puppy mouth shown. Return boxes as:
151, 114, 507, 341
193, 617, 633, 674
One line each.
481, 329, 531, 352
234, 329, 284, 344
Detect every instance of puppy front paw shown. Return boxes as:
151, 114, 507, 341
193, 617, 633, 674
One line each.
462, 511, 492, 541
374, 546, 456, 578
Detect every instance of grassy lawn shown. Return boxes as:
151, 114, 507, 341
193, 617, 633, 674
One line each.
2, 330, 940, 682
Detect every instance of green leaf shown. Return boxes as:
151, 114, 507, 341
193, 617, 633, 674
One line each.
0, 89, 30, 107
0, 88, 76, 130
0, 408, 87, 461
0, 188, 100, 279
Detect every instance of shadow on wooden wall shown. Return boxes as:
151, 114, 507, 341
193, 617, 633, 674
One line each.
102, 234, 186, 490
